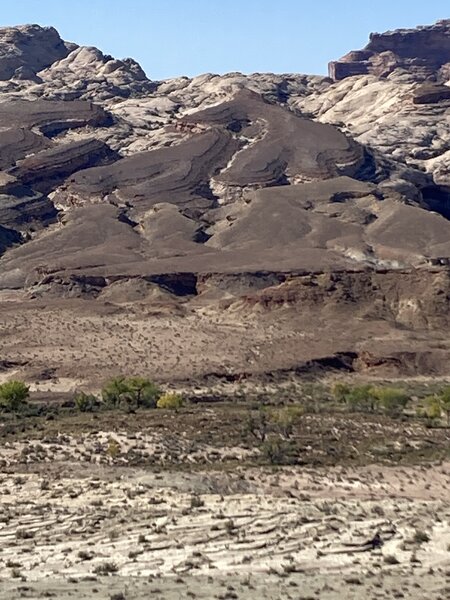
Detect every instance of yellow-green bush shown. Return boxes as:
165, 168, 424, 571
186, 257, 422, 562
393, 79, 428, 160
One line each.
0, 380, 30, 412
157, 392, 183, 410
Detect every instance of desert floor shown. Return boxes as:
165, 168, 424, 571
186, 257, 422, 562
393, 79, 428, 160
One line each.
0, 401, 449, 600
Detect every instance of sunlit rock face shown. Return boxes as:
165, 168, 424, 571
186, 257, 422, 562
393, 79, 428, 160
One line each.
329, 19, 450, 81
0, 21, 448, 287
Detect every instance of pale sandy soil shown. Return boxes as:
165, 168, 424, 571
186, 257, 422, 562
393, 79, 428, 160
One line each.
0, 446, 449, 599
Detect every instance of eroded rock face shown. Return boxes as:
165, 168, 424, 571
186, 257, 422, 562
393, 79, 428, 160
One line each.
0, 23, 447, 312
38, 46, 156, 101
0, 22, 449, 379
0, 25, 72, 81
329, 19, 450, 81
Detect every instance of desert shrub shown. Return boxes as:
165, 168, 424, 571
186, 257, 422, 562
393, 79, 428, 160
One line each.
383, 554, 400, 565
440, 387, 450, 425
424, 389, 450, 426
74, 391, 99, 412
345, 384, 377, 412
106, 437, 121, 459
269, 405, 303, 438
190, 494, 205, 508
413, 530, 430, 544
156, 392, 183, 410
371, 387, 409, 417
424, 395, 443, 422
93, 561, 118, 575
261, 437, 297, 465
102, 377, 160, 410
245, 408, 269, 441
0, 380, 30, 412
332, 382, 352, 403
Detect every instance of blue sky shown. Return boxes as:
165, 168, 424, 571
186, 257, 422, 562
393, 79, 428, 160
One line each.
2, 1, 449, 79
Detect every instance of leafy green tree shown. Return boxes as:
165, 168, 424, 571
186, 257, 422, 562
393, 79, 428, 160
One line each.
102, 377, 160, 410
127, 377, 161, 409
0, 380, 30, 412
102, 377, 129, 408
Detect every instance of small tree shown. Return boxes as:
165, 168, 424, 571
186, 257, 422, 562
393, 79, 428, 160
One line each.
127, 377, 161, 409
102, 377, 160, 410
0, 380, 30, 412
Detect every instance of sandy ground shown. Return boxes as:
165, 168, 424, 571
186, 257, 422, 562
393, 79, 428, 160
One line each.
0, 438, 449, 600
1, 296, 448, 390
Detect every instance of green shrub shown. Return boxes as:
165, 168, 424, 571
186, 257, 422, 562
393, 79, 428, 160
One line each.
424, 395, 442, 421
371, 387, 409, 416
332, 382, 352, 403
424, 389, 450, 425
261, 437, 297, 465
74, 391, 98, 412
438, 386, 450, 425
106, 437, 121, 460
345, 384, 377, 412
156, 392, 183, 410
0, 380, 30, 412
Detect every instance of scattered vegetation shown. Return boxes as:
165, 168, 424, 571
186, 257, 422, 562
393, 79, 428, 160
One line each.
332, 383, 410, 416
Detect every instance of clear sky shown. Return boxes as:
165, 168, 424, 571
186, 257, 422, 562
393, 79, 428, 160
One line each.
2, 1, 449, 80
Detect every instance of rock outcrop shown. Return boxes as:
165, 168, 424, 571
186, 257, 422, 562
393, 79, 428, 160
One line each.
0, 25, 72, 81
329, 19, 450, 81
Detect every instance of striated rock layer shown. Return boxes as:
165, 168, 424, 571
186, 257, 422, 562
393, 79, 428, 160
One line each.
329, 19, 450, 81
0, 22, 449, 380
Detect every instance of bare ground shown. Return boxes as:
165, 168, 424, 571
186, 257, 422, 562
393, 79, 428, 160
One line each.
0, 401, 449, 599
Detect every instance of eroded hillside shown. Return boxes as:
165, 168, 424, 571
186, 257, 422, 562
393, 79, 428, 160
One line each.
0, 21, 449, 385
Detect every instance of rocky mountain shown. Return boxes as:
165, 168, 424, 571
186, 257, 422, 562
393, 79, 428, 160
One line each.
0, 21, 449, 384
